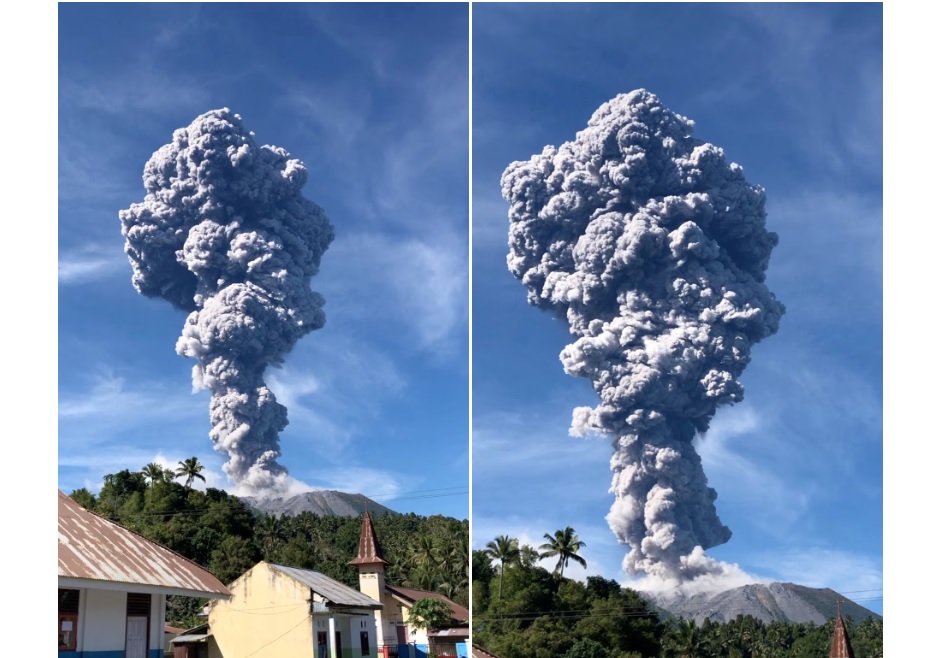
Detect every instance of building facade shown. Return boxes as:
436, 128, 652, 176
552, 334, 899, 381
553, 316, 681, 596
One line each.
349, 512, 469, 658
207, 561, 383, 658
58, 490, 230, 658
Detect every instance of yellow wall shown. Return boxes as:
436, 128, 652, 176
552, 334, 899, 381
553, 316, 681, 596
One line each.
398, 601, 428, 645
209, 563, 314, 658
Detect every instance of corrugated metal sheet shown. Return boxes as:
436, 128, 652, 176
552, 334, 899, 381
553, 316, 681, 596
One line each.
348, 511, 388, 566
428, 627, 469, 638
471, 644, 501, 658
829, 612, 856, 658
58, 490, 230, 597
386, 585, 469, 622
269, 563, 382, 609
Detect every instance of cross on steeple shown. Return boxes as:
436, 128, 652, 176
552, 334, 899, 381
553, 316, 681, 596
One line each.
829, 596, 856, 658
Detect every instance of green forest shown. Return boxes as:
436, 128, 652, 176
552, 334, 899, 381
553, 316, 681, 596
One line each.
473, 532, 883, 658
68, 460, 469, 628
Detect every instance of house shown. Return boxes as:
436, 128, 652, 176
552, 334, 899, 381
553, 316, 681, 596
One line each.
207, 561, 383, 658
58, 490, 230, 658
168, 623, 211, 658
164, 624, 188, 656
349, 512, 469, 658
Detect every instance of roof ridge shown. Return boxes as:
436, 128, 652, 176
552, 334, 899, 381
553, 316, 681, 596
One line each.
58, 489, 228, 594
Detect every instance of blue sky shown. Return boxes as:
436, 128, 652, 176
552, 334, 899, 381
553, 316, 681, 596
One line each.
58, 3, 469, 519
472, 3, 883, 614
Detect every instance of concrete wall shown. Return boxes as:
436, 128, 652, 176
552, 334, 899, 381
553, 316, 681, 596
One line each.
348, 615, 377, 658
83, 589, 128, 651
210, 563, 314, 658
60, 587, 164, 658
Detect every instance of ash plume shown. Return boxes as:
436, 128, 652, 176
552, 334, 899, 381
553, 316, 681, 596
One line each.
120, 109, 334, 494
502, 90, 784, 583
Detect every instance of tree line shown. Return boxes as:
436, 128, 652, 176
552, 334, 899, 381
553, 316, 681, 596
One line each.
473, 531, 882, 658
68, 461, 468, 628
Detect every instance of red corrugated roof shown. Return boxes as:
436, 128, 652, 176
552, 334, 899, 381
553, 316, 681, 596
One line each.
58, 490, 230, 597
348, 511, 388, 566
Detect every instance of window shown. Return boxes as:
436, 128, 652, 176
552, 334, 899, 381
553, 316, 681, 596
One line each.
317, 632, 328, 658
360, 630, 371, 657
58, 589, 80, 651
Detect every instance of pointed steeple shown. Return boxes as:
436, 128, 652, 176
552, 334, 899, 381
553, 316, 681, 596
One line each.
349, 509, 388, 566
829, 599, 856, 658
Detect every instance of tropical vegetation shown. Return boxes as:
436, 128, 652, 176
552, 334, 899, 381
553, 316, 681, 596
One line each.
474, 531, 883, 658
68, 464, 468, 628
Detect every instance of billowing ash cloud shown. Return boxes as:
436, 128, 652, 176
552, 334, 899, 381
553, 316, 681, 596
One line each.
120, 108, 334, 494
502, 90, 784, 583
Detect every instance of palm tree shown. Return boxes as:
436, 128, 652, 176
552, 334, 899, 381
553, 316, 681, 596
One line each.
483, 535, 519, 601
538, 526, 587, 581
664, 619, 704, 658
141, 463, 164, 503
175, 457, 206, 489
256, 514, 282, 561
519, 544, 540, 568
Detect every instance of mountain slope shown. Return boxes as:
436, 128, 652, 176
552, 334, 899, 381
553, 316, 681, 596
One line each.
641, 582, 880, 625
240, 490, 397, 518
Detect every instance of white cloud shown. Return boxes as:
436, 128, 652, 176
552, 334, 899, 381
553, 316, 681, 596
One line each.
305, 466, 405, 500
473, 409, 612, 475
749, 546, 883, 599
471, 191, 511, 250
58, 371, 203, 424
59, 69, 211, 116
695, 404, 815, 535
322, 230, 467, 353
59, 244, 128, 284
625, 559, 764, 598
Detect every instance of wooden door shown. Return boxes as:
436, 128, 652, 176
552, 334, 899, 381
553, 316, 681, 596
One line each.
125, 616, 148, 658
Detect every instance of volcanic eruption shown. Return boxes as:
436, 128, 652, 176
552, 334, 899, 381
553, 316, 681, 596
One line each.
501, 89, 784, 582
120, 108, 334, 494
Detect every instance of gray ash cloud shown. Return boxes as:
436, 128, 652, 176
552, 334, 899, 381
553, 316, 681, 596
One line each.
120, 108, 334, 494
502, 90, 784, 582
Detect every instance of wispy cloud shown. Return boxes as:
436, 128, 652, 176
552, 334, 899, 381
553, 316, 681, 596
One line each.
305, 466, 405, 500
696, 405, 816, 536
63, 448, 227, 495
321, 230, 467, 354
59, 371, 202, 422
473, 408, 612, 476
59, 70, 211, 116
472, 190, 510, 250
769, 190, 882, 296
734, 4, 882, 181
59, 244, 128, 285
749, 546, 882, 597
473, 515, 624, 586
267, 368, 355, 451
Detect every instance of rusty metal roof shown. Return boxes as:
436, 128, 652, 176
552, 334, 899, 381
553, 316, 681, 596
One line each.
428, 627, 470, 638
58, 490, 230, 597
829, 608, 856, 658
471, 644, 501, 658
385, 585, 469, 622
348, 510, 388, 566
269, 563, 382, 609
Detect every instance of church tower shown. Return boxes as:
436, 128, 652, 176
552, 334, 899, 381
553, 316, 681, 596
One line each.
349, 510, 390, 647
828, 599, 856, 658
